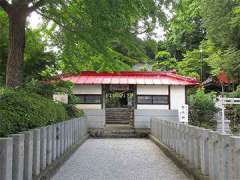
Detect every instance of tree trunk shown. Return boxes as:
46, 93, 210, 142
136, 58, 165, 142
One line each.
6, 10, 26, 87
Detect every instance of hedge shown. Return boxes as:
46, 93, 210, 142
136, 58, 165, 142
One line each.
0, 90, 69, 136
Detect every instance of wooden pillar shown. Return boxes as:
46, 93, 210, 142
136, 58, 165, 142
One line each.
102, 85, 106, 109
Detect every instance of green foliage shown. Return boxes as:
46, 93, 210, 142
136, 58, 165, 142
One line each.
0, 90, 68, 136
24, 27, 58, 81
188, 89, 217, 129
155, 51, 171, 61
63, 104, 84, 118
0, 9, 58, 85
166, 0, 205, 60
0, 10, 8, 86
201, 0, 240, 49
23, 79, 73, 98
153, 58, 178, 71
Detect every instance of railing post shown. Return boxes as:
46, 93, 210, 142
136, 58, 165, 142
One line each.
23, 131, 33, 180
52, 124, 57, 162
60, 122, 65, 155
229, 136, 240, 179
178, 124, 184, 157
46, 126, 53, 166
199, 128, 210, 176
218, 133, 231, 180
11, 134, 24, 180
175, 123, 180, 154
208, 131, 221, 180
192, 126, 201, 170
40, 127, 47, 171
32, 128, 41, 176
0, 138, 13, 180
56, 123, 61, 158
184, 125, 190, 161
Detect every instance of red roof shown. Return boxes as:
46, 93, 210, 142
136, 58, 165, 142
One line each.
60, 71, 198, 85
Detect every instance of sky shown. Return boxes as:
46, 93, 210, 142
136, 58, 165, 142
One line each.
28, 12, 166, 41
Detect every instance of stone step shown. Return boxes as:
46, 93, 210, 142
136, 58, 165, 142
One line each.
89, 127, 150, 138
106, 122, 130, 125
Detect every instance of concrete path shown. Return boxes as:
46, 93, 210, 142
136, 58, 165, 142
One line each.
51, 138, 191, 180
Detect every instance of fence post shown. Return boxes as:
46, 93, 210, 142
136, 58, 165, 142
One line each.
218, 133, 231, 180
178, 124, 184, 157
32, 129, 41, 176
67, 121, 70, 149
56, 123, 61, 158
78, 118, 81, 141
184, 125, 190, 161
40, 127, 47, 171
11, 134, 24, 180
229, 136, 240, 179
0, 138, 13, 180
46, 126, 53, 166
23, 131, 33, 180
60, 122, 64, 155
192, 126, 201, 170
64, 122, 68, 151
199, 128, 210, 176
208, 131, 221, 180
52, 124, 57, 162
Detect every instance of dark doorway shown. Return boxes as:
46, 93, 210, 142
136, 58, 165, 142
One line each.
104, 85, 136, 125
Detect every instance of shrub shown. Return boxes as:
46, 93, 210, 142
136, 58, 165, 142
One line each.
64, 104, 84, 118
0, 90, 69, 136
188, 89, 217, 129
23, 79, 73, 98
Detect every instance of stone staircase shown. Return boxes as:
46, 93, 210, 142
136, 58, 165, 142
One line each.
105, 108, 133, 125
89, 125, 149, 138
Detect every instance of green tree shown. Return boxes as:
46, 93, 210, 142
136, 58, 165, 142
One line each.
0, 10, 8, 85
200, 0, 240, 84
0, 10, 58, 83
0, 0, 170, 87
166, 0, 205, 60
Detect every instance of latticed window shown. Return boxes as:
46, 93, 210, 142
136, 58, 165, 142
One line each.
137, 95, 169, 105
74, 95, 101, 104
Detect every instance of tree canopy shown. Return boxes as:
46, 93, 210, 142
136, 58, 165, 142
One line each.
1, 0, 240, 90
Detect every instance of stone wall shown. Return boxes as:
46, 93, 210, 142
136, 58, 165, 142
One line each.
0, 117, 88, 180
134, 109, 178, 128
150, 118, 240, 179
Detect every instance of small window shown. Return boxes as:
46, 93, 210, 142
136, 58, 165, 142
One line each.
153, 96, 169, 105
137, 95, 169, 105
74, 95, 101, 104
85, 95, 101, 104
137, 96, 152, 104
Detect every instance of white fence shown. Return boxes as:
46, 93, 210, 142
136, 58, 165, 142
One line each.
0, 117, 88, 180
150, 118, 240, 180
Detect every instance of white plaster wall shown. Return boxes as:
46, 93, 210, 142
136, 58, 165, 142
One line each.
137, 105, 169, 110
75, 104, 102, 110
170, 85, 185, 110
137, 85, 168, 95
72, 85, 102, 94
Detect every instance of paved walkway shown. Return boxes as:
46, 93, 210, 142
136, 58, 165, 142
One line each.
51, 138, 191, 180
